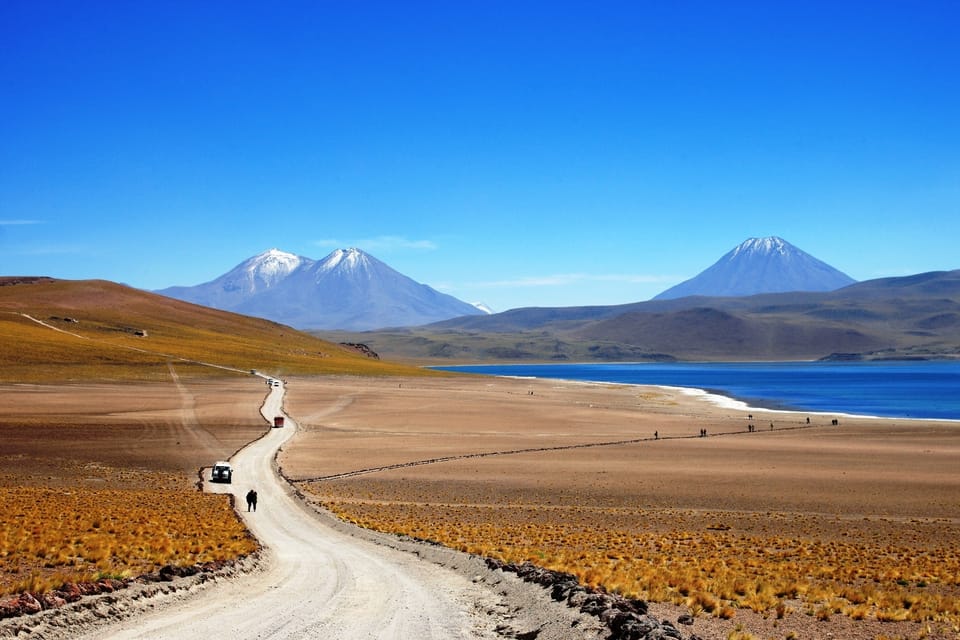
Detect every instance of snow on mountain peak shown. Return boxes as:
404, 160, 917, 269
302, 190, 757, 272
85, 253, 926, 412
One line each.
246, 249, 304, 283
319, 248, 370, 273
342, 247, 365, 268
731, 236, 788, 259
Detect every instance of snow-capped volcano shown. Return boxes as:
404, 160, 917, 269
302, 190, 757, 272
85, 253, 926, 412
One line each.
157, 249, 314, 309
654, 236, 856, 300
157, 248, 483, 330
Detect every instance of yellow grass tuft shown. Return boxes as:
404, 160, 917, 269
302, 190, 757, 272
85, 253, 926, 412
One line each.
309, 487, 960, 631
0, 486, 256, 596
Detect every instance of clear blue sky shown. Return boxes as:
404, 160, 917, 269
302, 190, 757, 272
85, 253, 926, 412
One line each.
2, 1, 957, 312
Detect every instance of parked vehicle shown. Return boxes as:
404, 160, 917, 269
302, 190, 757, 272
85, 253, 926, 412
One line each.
210, 461, 233, 484
273, 416, 285, 428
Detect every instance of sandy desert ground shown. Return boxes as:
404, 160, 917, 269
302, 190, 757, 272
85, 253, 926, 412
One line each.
2, 372, 959, 639
0, 374, 268, 485
0, 373, 270, 604
282, 374, 960, 640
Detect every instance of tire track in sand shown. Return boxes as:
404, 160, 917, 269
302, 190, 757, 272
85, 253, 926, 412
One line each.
165, 362, 228, 455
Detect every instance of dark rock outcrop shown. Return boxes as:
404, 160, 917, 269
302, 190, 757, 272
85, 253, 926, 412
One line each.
486, 559, 694, 640
0, 560, 231, 620
339, 342, 380, 359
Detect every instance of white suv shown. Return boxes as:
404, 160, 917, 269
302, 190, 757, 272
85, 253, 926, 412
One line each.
211, 461, 233, 484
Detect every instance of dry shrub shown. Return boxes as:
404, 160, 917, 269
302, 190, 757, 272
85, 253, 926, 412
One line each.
0, 486, 256, 596
876, 607, 911, 622
725, 624, 755, 639
309, 484, 960, 631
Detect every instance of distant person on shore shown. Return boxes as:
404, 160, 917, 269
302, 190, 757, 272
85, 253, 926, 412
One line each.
246, 489, 258, 512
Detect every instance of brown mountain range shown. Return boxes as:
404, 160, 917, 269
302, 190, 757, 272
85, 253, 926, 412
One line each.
315, 269, 960, 362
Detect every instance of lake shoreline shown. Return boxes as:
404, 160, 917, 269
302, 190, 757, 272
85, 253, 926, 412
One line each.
432, 361, 960, 421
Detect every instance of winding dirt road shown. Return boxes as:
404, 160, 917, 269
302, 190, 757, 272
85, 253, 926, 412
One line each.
3, 312, 603, 640
75, 381, 502, 640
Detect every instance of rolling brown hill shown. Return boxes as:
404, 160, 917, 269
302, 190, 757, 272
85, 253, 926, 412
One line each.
569, 307, 884, 360
0, 277, 428, 382
316, 270, 960, 362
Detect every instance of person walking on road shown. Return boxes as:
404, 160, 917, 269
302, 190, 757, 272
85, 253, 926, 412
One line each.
246, 489, 258, 512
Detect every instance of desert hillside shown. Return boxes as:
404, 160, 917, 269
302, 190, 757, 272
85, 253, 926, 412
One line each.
0, 277, 427, 382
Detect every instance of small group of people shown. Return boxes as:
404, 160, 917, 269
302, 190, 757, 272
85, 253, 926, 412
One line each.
245, 489, 258, 512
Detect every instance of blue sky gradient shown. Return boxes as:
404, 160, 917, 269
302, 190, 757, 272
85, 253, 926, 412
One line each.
2, 1, 957, 311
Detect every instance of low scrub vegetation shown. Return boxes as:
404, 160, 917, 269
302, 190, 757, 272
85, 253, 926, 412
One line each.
0, 485, 256, 597
311, 487, 960, 632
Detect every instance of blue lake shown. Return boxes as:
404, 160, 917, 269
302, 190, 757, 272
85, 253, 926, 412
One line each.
432, 361, 960, 420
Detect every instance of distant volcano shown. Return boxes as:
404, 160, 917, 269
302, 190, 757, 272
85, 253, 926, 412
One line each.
654, 237, 856, 300
157, 248, 484, 330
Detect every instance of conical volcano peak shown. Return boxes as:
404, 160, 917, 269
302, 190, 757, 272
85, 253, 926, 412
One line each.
654, 237, 856, 300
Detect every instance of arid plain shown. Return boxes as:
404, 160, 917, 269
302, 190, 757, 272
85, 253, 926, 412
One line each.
3, 371, 960, 639
0, 377, 267, 600
282, 374, 960, 640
